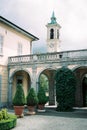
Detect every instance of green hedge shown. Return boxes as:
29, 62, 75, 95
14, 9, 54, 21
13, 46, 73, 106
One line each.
0, 114, 17, 130
0, 109, 17, 130
55, 67, 77, 111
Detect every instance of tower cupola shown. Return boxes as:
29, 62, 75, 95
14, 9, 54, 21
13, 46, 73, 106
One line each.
46, 12, 61, 52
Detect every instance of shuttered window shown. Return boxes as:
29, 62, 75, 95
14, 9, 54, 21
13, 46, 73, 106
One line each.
0, 35, 3, 55
17, 43, 22, 55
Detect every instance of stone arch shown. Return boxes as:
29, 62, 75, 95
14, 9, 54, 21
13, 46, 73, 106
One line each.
9, 68, 32, 80
37, 67, 56, 105
72, 65, 87, 72
36, 67, 56, 82
73, 66, 87, 107
8, 68, 32, 107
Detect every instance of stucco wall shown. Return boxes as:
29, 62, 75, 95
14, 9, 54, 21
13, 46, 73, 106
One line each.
0, 65, 8, 104
0, 23, 32, 65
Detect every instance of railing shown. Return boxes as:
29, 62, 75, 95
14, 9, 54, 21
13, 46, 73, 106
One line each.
8, 49, 87, 65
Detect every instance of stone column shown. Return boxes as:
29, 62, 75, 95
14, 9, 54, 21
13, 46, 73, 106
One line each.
31, 66, 37, 91
49, 73, 55, 105
36, 81, 39, 93
8, 79, 13, 107
75, 72, 83, 107
75, 79, 83, 107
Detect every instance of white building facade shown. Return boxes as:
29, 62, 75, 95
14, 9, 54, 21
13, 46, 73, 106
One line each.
0, 16, 38, 107
0, 13, 87, 108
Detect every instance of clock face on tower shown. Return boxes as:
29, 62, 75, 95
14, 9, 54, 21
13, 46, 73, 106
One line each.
48, 43, 54, 48
48, 43, 55, 52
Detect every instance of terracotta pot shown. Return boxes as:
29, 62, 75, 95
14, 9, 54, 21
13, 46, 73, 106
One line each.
14, 106, 24, 116
38, 104, 45, 110
37, 104, 46, 112
27, 106, 36, 115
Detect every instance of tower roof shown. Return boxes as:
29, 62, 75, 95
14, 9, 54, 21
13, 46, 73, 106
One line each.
46, 11, 61, 28
50, 11, 57, 24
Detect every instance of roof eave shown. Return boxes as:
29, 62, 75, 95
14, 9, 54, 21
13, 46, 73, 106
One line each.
0, 16, 39, 41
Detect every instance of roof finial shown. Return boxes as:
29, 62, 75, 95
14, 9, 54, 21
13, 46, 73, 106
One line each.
52, 11, 55, 17
50, 11, 57, 24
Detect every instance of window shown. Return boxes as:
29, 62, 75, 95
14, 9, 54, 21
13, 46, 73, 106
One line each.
50, 29, 54, 39
0, 35, 3, 55
17, 79, 22, 84
17, 76, 23, 85
17, 43, 22, 55
57, 30, 59, 39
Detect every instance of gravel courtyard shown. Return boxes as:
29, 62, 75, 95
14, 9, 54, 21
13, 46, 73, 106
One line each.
11, 108, 87, 130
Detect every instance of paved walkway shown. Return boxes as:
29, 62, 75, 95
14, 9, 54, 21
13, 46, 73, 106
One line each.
11, 107, 87, 130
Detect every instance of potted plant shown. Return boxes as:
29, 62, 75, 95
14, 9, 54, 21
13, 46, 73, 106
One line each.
37, 86, 48, 111
12, 84, 26, 117
26, 87, 38, 115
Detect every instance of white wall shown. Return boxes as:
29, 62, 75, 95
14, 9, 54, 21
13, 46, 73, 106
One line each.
0, 23, 32, 65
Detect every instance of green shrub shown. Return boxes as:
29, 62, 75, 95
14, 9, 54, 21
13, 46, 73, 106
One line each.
27, 88, 38, 106
0, 111, 3, 121
37, 86, 48, 105
55, 67, 76, 111
13, 84, 26, 106
0, 109, 17, 130
0, 109, 8, 121
0, 114, 17, 130
1, 109, 8, 120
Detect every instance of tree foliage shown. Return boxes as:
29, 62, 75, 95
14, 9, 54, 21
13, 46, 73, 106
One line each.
55, 67, 76, 111
39, 74, 48, 92
27, 88, 38, 106
13, 84, 26, 106
38, 86, 48, 105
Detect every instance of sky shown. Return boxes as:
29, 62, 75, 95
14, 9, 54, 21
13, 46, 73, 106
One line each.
0, 0, 87, 53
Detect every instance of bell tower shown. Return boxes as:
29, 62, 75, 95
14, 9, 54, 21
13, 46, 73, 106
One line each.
46, 11, 61, 52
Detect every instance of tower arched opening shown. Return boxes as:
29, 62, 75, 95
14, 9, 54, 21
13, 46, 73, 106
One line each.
50, 28, 54, 39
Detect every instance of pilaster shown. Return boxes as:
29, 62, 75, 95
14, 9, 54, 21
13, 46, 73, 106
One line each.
8, 80, 13, 107
31, 66, 37, 91
49, 73, 55, 105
